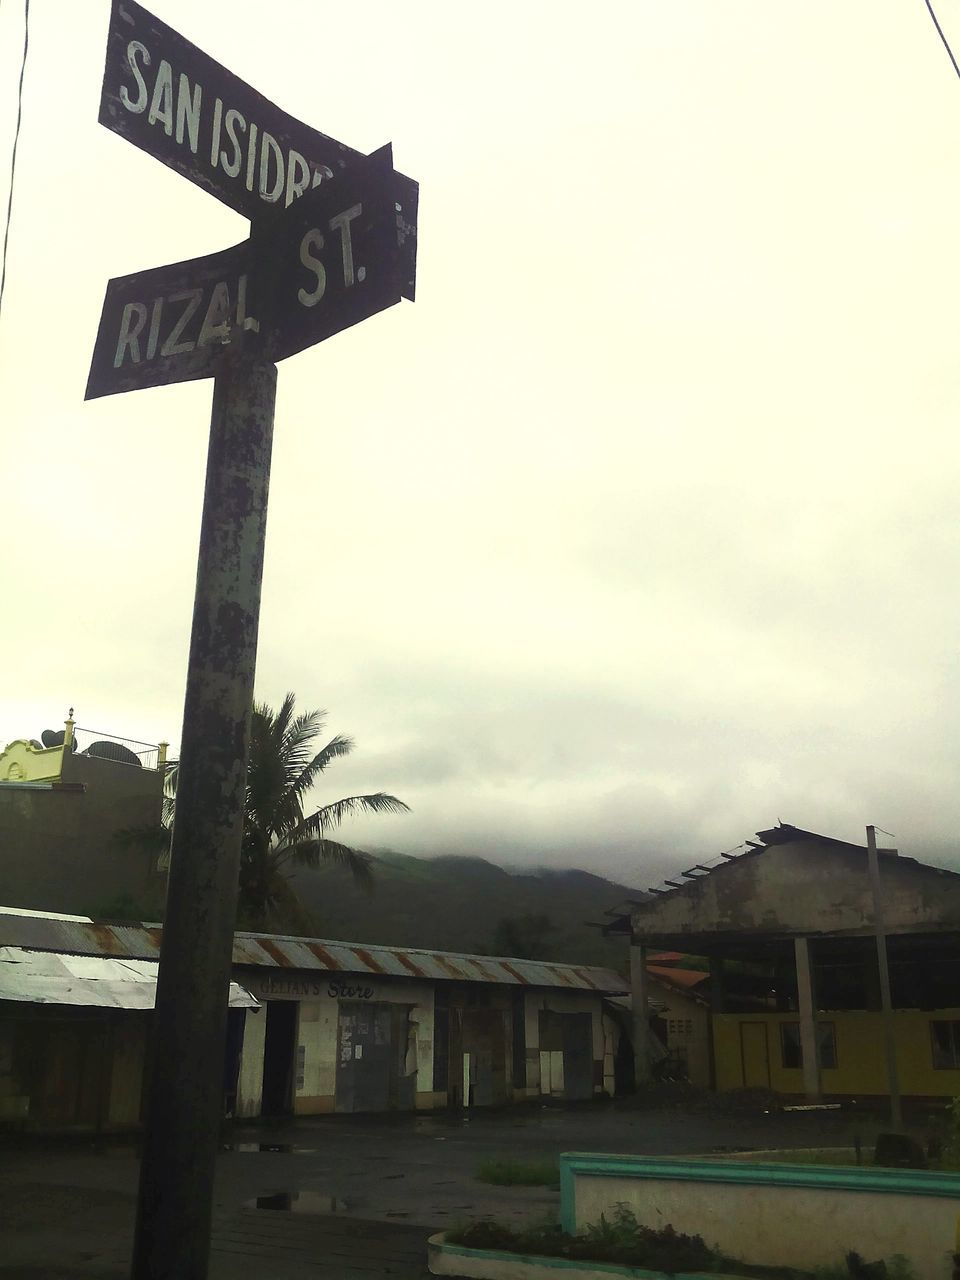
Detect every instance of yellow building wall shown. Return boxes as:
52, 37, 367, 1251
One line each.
107, 1017, 147, 1127
714, 1008, 960, 1097
0, 740, 64, 783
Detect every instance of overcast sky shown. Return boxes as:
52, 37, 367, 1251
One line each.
3, 1, 960, 889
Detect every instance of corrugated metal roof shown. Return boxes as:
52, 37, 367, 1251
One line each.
0, 946, 259, 1010
0, 911, 627, 994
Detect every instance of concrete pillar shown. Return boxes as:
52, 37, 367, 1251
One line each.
630, 941, 651, 1087
794, 936, 821, 1101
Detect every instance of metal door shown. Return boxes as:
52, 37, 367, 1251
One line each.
335, 1002, 393, 1113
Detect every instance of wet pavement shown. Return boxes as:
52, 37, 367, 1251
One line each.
0, 1101, 896, 1278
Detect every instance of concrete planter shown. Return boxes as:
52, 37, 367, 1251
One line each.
560, 1153, 960, 1276
426, 1233, 748, 1280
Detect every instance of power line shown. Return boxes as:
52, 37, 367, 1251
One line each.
923, 0, 960, 85
0, 0, 30, 326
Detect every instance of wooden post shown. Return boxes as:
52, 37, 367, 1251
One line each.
131, 353, 277, 1280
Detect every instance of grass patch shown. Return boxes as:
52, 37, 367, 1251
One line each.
475, 1157, 560, 1187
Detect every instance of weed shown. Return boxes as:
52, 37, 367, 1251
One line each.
474, 1157, 560, 1187
447, 1206, 919, 1279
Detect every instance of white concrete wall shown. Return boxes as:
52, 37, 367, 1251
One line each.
296, 998, 338, 1101
571, 1169, 960, 1277
242, 974, 435, 1111
235, 1007, 266, 1118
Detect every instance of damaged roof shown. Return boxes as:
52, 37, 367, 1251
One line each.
603, 822, 960, 933
0, 911, 627, 995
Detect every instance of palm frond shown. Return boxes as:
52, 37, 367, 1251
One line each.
291, 793, 411, 841
285, 734, 355, 806
278, 837, 375, 892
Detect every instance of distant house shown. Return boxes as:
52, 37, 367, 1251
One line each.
604, 961, 711, 1089
0, 715, 168, 914
0, 909, 628, 1131
607, 823, 960, 1102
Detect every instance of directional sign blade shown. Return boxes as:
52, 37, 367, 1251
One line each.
253, 149, 414, 363
87, 154, 417, 399
85, 239, 255, 400
99, 0, 366, 220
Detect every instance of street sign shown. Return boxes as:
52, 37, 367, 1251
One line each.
100, 0, 362, 219
86, 152, 412, 399
254, 147, 405, 364
85, 238, 252, 399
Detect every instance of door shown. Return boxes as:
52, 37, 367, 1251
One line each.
560, 1013, 594, 1101
335, 1002, 395, 1113
739, 1021, 770, 1088
461, 1009, 508, 1106
261, 1001, 297, 1115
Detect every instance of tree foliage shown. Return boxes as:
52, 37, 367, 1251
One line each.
118, 693, 409, 929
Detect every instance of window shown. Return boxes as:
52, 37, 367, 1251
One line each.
931, 1021, 960, 1069
780, 1022, 837, 1070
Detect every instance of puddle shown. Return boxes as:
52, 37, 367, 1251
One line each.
245, 1191, 351, 1214
228, 1142, 317, 1154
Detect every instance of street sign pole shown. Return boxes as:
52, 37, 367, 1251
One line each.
131, 349, 277, 1280
86, 9, 416, 1275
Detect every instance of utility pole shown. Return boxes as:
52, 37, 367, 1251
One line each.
866, 823, 902, 1131
131, 354, 276, 1279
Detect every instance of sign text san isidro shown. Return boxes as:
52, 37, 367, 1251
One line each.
87, 0, 417, 399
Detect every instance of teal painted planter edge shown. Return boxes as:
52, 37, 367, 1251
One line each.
558, 1151, 960, 1234
428, 1233, 743, 1280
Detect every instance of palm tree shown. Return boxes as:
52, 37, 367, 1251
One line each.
125, 694, 409, 928
235, 693, 409, 926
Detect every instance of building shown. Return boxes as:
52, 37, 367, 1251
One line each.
0, 908, 257, 1130
0, 909, 628, 1130
607, 824, 960, 1102
0, 715, 169, 915
646, 960, 711, 1087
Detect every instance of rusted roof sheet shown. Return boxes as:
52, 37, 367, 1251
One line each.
0, 910, 626, 994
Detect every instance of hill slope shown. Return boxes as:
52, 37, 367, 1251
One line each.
288, 851, 640, 971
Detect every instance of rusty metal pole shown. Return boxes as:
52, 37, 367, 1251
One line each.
131, 350, 277, 1280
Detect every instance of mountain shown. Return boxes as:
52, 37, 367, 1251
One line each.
288, 850, 641, 971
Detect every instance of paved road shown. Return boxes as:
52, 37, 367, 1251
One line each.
0, 1101, 893, 1278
